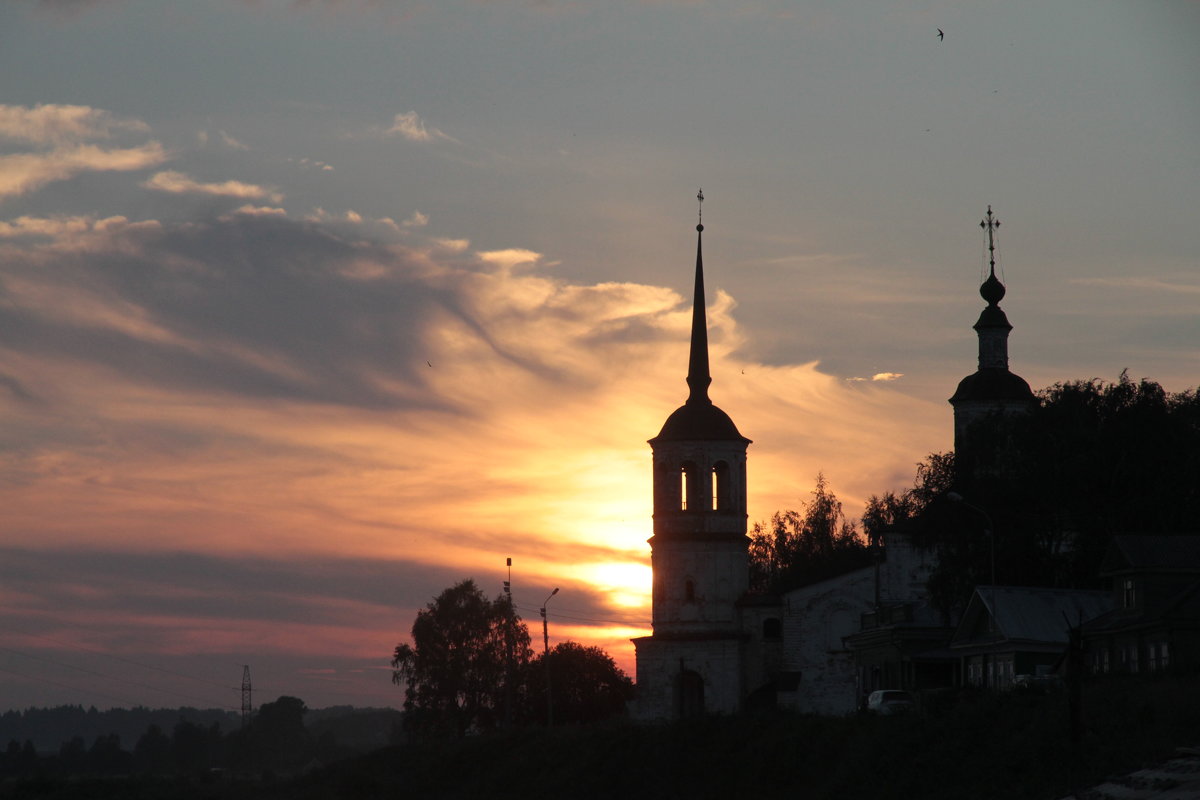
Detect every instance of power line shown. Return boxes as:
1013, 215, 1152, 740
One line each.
511, 603, 648, 627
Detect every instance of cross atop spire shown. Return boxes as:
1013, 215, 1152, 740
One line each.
697, 188, 704, 231
978, 205, 1006, 307
980, 205, 1000, 279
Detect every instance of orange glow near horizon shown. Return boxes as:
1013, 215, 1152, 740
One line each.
0, 209, 951, 709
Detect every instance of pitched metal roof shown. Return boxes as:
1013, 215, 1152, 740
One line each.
955, 586, 1113, 646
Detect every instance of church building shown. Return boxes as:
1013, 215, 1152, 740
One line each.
632, 201, 1035, 720
630, 204, 755, 719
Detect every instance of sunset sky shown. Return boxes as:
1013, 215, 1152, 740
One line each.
1, 0, 1196, 713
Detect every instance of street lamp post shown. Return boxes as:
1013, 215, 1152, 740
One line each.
541, 588, 559, 727
503, 557, 513, 729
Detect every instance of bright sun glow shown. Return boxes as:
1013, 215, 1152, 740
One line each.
578, 562, 653, 609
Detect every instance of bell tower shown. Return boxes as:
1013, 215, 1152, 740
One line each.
948, 206, 1036, 477
633, 192, 752, 720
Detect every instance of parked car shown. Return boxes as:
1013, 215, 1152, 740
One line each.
866, 690, 915, 715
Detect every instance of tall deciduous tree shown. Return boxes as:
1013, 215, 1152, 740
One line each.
749, 473, 871, 592
520, 641, 634, 726
392, 579, 532, 738
862, 451, 955, 542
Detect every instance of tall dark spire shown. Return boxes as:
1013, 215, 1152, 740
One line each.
651, 190, 747, 444
686, 189, 712, 405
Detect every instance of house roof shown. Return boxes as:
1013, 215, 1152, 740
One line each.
1100, 535, 1200, 576
1084, 581, 1200, 634
951, 586, 1113, 648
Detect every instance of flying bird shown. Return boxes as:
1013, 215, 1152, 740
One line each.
937, 28, 944, 40
426, 361, 433, 368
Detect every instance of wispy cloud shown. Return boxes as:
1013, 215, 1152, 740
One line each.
217, 130, 249, 151
477, 247, 542, 272
846, 372, 904, 383
0, 144, 167, 200
142, 170, 284, 204
0, 211, 945, 693
368, 111, 456, 143
0, 214, 118, 239
0, 103, 148, 145
0, 104, 166, 200
224, 204, 288, 218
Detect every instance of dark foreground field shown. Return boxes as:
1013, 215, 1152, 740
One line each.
5, 675, 1198, 800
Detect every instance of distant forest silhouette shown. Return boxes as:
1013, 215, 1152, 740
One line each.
0, 701, 401, 779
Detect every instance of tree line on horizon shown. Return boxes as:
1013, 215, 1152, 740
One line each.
0, 699, 402, 780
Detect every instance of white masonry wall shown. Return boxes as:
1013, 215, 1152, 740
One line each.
777, 566, 875, 715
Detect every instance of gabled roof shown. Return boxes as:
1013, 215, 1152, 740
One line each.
951, 586, 1113, 648
1100, 535, 1200, 576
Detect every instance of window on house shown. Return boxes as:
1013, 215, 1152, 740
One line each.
1123, 578, 1137, 609
1148, 642, 1169, 671
1122, 645, 1139, 673
763, 618, 782, 640
684, 579, 696, 603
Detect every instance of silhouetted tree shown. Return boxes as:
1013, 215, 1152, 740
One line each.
57, 735, 86, 774
133, 724, 171, 774
749, 474, 871, 592
171, 720, 219, 775
862, 452, 955, 541
520, 641, 634, 726
0, 739, 40, 779
892, 374, 1200, 619
238, 695, 312, 771
87, 732, 132, 775
392, 579, 533, 738
17, 739, 38, 777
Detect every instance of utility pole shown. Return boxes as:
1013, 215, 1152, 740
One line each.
240, 665, 252, 728
541, 588, 559, 726
503, 557, 513, 729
